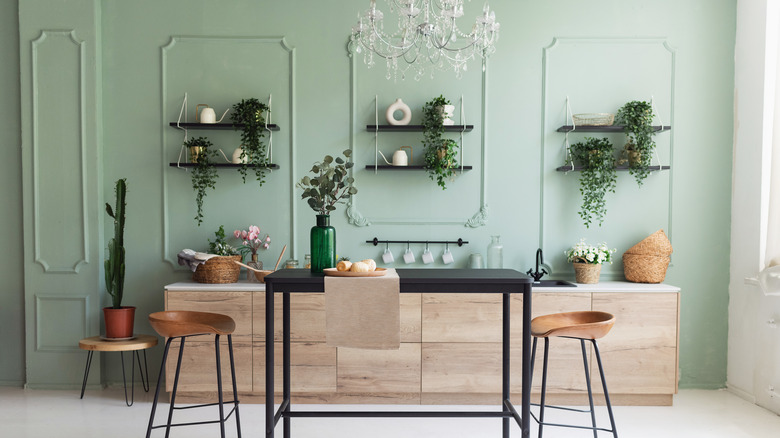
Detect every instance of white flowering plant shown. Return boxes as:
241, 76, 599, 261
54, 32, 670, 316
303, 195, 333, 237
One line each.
565, 239, 616, 265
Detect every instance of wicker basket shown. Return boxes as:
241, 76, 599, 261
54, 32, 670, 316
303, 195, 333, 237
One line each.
625, 229, 673, 256
192, 255, 242, 284
573, 262, 602, 284
572, 113, 615, 126
623, 253, 670, 283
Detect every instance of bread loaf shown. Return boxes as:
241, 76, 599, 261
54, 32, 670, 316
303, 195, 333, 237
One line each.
336, 260, 352, 271
350, 261, 370, 272
361, 259, 377, 271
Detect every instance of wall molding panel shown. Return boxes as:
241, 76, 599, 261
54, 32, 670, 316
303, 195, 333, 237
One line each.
31, 30, 88, 274
34, 294, 89, 352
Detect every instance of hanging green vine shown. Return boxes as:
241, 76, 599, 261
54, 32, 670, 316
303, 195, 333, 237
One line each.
615, 100, 656, 186
569, 137, 617, 228
422, 95, 459, 190
231, 98, 270, 187
184, 136, 219, 226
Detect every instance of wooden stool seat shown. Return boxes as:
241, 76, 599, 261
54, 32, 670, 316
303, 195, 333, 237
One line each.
148, 311, 236, 338
530, 310, 615, 339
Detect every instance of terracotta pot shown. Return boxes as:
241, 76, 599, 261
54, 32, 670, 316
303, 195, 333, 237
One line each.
103, 306, 136, 339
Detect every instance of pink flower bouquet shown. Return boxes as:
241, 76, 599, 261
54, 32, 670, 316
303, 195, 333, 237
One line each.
233, 225, 271, 259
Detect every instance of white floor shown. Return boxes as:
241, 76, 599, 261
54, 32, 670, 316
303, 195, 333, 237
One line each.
2, 387, 779, 437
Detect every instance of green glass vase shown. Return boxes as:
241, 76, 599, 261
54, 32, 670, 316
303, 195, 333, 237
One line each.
310, 214, 336, 273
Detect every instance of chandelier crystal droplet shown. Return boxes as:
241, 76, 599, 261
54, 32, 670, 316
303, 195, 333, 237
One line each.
349, 0, 500, 81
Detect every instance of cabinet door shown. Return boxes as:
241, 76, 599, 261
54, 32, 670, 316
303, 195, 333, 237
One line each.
338, 343, 421, 394
422, 293, 502, 342
422, 342, 502, 396
253, 342, 337, 394
165, 340, 252, 392
165, 291, 253, 342
510, 292, 592, 394
591, 292, 679, 395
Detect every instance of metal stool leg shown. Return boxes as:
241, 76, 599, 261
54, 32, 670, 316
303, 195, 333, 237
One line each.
580, 339, 598, 438
592, 340, 618, 437
120, 351, 136, 406
146, 338, 173, 438
537, 337, 550, 438
80, 351, 94, 399
228, 334, 242, 437
136, 349, 151, 392
165, 337, 186, 438
215, 335, 226, 438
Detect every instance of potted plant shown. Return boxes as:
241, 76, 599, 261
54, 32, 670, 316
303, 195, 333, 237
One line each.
568, 137, 617, 228
192, 225, 242, 283
615, 100, 656, 186
231, 97, 271, 187
184, 136, 219, 226
422, 95, 459, 189
296, 149, 357, 273
234, 225, 271, 275
104, 178, 134, 338
565, 239, 616, 284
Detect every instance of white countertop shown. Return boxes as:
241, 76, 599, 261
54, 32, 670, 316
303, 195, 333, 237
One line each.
165, 280, 266, 291
164, 279, 678, 293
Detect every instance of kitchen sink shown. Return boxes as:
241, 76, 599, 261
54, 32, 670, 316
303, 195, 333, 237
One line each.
532, 279, 576, 287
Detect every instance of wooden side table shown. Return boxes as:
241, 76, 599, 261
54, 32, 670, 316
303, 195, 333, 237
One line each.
78, 334, 158, 406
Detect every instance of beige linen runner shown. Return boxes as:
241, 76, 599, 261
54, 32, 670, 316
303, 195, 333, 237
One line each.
324, 268, 400, 349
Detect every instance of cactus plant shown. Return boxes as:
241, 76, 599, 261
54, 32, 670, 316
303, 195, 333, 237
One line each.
105, 178, 126, 309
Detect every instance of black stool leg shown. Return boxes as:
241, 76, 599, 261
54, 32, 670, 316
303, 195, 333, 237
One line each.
580, 339, 598, 438
538, 337, 550, 438
592, 340, 618, 437
80, 351, 94, 399
215, 334, 226, 438
146, 338, 173, 438
165, 337, 186, 438
137, 349, 151, 392
530, 337, 538, 385
228, 334, 242, 437
120, 351, 135, 406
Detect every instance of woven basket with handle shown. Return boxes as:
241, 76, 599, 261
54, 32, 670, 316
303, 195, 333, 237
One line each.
192, 255, 242, 284
573, 262, 601, 284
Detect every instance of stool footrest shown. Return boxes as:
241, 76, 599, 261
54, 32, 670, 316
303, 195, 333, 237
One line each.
150, 406, 238, 430
172, 400, 239, 410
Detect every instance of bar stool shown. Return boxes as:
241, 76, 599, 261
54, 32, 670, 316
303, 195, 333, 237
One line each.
530, 311, 618, 438
146, 311, 242, 438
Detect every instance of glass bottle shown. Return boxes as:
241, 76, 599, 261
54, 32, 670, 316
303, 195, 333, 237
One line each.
310, 214, 336, 273
304, 254, 312, 270
247, 253, 263, 281
285, 259, 299, 269
487, 235, 503, 268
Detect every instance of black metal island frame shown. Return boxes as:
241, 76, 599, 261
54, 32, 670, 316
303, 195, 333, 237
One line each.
263, 268, 534, 438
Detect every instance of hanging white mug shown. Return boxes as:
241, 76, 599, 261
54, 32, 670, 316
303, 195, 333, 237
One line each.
422, 248, 434, 264
442, 248, 454, 265
382, 247, 395, 264
403, 248, 416, 264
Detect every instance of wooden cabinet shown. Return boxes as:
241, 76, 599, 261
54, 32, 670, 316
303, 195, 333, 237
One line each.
164, 281, 679, 406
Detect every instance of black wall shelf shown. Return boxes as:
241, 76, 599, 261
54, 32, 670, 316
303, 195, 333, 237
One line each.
169, 122, 280, 131
365, 165, 473, 171
556, 125, 670, 133
169, 163, 280, 169
367, 124, 473, 132
556, 164, 670, 172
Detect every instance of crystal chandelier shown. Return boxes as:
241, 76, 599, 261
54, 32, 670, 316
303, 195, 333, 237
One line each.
349, 0, 500, 80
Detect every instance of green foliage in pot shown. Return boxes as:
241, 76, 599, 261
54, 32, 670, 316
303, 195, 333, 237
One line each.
422, 95, 459, 190
185, 136, 219, 226
615, 100, 656, 186
296, 149, 357, 215
568, 137, 617, 228
208, 225, 239, 256
231, 97, 271, 187
105, 178, 127, 309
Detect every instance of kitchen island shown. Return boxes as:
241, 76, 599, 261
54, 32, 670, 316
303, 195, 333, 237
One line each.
163, 277, 680, 409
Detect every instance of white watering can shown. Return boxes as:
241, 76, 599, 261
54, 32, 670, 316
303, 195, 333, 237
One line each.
378, 146, 412, 166
196, 104, 230, 124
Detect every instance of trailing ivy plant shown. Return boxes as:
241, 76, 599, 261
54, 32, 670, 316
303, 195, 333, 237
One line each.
184, 136, 219, 226
615, 100, 656, 186
568, 137, 617, 228
231, 98, 270, 187
422, 95, 459, 190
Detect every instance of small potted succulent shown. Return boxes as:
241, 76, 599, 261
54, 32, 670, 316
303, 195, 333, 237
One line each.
565, 239, 616, 284
296, 149, 357, 273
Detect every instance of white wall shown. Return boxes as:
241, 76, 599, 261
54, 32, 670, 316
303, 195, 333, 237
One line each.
728, 0, 780, 414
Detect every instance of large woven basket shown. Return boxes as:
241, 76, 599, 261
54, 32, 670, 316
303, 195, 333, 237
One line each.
623, 253, 670, 283
573, 262, 601, 284
625, 229, 673, 256
192, 255, 242, 284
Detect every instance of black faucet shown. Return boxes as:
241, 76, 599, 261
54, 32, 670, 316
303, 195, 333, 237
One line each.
526, 248, 548, 281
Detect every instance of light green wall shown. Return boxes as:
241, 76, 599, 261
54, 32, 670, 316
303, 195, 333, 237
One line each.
6, 0, 735, 389
0, 0, 24, 386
